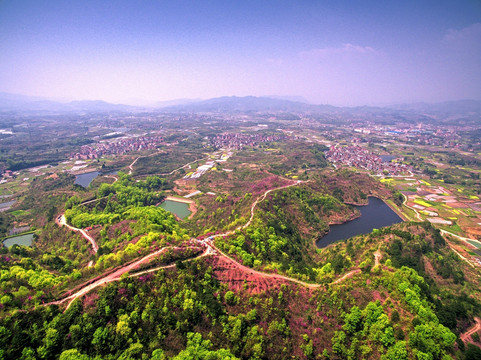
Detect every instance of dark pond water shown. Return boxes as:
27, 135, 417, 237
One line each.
160, 200, 191, 219
316, 197, 403, 248
0, 200, 15, 209
74, 171, 101, 188
3, 233, 34, 247
380, 155, 396, 162
0, 200, 15, 212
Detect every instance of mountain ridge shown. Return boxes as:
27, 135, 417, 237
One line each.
1, 92, 480, 119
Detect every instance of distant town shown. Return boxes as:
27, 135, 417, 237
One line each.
326, 145, 413, 176
70, 135, 164, 160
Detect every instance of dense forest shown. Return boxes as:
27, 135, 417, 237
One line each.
1, 222, 480, 359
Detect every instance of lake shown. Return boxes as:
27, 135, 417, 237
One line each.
3, 233, 34, 247
159, 199, 191, 219
0, 200, 15, 212
0, 200, 15, 209
74, 171, 101, 188
316, 197, 403, 248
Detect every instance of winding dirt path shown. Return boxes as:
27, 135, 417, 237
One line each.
243, 180, 304, 230
210, 241, 322, 289
402, 193, 423, 221
440, 229, 478, 244
46, 246, 195, 310
374, 249, 382, 267
128, 150, 208, 177
104, 175, 118, 183
207, 180, 369, 289
210, 180, 304, 240
446, 239, 476, 268
461, 317, 481, 343
56, 215, 98, 253
128, 156, 141, 175
48, 163, 380, 311
441, 231, 481, 268
331, 269, 362, 285
46, 240, 372, 312
129, 245, 214, 278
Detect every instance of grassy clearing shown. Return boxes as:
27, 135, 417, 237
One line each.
9, 209, 28, 216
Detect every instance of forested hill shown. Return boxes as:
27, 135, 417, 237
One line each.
1, 219, 480, 359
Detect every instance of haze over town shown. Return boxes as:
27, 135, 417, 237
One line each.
1, 0, 480, 106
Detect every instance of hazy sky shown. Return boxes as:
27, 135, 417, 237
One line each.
1, 1, 480, 106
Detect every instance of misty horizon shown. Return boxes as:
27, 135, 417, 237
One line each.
1, 1, 480, 107
3, 91, 481, 111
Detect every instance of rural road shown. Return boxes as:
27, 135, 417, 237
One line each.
49, 161, 375, 312
461, 317, 481, 343
57, 215, 99, 253
374, 249, 382, 266
46, 246, 192, 310
210, 180, 304, 239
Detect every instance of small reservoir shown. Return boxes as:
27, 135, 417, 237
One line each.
0, 200, 16, 211
160, 199, 191, 219
74, 171, 100, 188
3, 233, 34, 247
316, 197, 402, 248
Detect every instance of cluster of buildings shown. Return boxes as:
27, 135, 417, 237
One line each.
184, 161, 216, 179
208, 133, 285, 150
70, 136, 163, 160
183, 151, 233, 180
326, 145, 413, 176
352, 125, 468, 149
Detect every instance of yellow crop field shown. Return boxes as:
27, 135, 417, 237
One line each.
413, 199, 432, 207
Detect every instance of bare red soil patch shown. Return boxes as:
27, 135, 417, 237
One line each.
209, 255, 289, 294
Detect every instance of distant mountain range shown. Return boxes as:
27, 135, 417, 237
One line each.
0, 92, 135, 113
0, 92, 480, 121
159, 96, 338, 113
